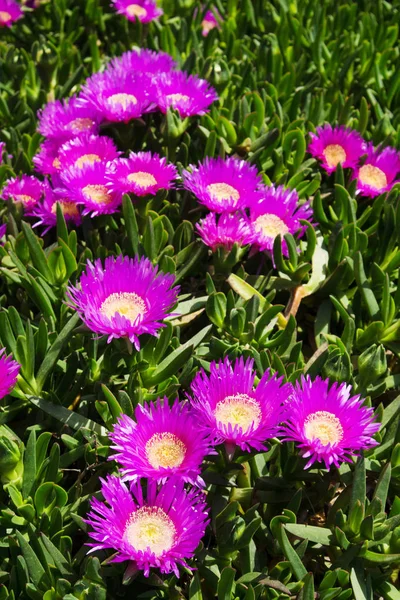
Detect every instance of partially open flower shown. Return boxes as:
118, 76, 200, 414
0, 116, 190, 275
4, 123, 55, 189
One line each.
201, 8, 221, 36
353, 144, 400, 198
0, 0, 23, 27
196, 212, 254, 251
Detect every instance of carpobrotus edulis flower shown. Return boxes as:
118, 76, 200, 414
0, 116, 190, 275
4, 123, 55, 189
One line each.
106, 151, 177, 197
189, 357, 292, 453
196, 212, 254, 251
32, 185, 82, 233
308, 124, 366, 174
110, 0, 162, 23
57, 133, 120, 173
110, 398, 212, 486
0, 349, 20, 400
37, 96, 100, 141
0, 0, 23, 27
183, 157, 262, 213
67, 255, 179, 349
155, 72, 218, 118
249, 185, 313, 255
1, 175, 44, 211
280, 376, 380, 469
110, 48, 176, 74
353, 144, 400, 198
201, 8, 221, 36
85, 476, 209, 577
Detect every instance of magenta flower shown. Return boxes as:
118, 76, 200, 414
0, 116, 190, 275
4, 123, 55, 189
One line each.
281, 376, 380, 470
201, 9, 221, 36
0, 0, 23, 27
189, 357, 292, 453
33, 140, 62, 176
1, 175, 44, 211
0, 349, 20, 400
155, 72, 218, 118
37, 96, 100, 142
57, 133, 120, 173
60, 162, 122, 217
110, 48, 176, 74
249, 185, 313, 255
107, 152, 177, 197
79, 71, 154, 124
182, 157, 262, 213
110, 0, 162, 22
86, 476, 209, 577
32, 185, 82, 234
308, 125, 366, 174
352, 144, 400, 198
0, 142, 5, 163
196, 212, 254, 251
67, 255, 179, 349
110, 398, 212, 486
0, 224, 6, 243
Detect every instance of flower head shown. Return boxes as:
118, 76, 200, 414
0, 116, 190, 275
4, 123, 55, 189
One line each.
196, 212, 254, 251
353, 144, 400, 198
86, 476, 209, 577
33, 140, 63, 176
281, 376, 380, 469
57, 133, 120, 173
110, 398, 212, 486
308, 125, 366, 174
111, 0, 162, 22
155, 71, 218, 118
249, 185, 313, 255
189, 357, 291, 452
183, 157, 262, 213
0, 349, 20, 400
107, 152, 177, 197
1, 175, 44, 211
67, 255, 179, 349
32, 184, 82, 234
79, 71, 155, 124
37, 96, 100, 142
110, 48, 176, 74
0, 0, 23, 27
201, 8, 221, 36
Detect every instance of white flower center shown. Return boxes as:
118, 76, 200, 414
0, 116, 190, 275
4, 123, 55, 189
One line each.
125, 506, 176, 556
304, 410, 344, 446
126, 4, 147, 18
15, 194, 35, 206
323, 144, 346, 167
145, 432, 186, 469
75, 153, 101, 169
358, 164, 387, 190
100, 291, 147, 323
127, 171, 157, 188
107, 93, 138, 109
0, 11, 11, 23
215, 393, 261, 431
50, 200, 79, 217
207, 183, 240, 204
166, 93, 191, 104
82, 184, 112, 205
68, 118, 94, 132
254, 213, 289, 239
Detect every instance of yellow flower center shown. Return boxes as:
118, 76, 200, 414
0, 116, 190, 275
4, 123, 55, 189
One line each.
107, 93, 138, 109
50, 201, 79, 217
82, 184, 112, 205
53, 157, 61, 170
75, 153, 101, 169
323, 144, 346, 167
68, 118, 94, 132
166, 93, 191, 105
358, 164, 387, 190
145, 432, 186, 469
100, 291, 147, 323
125, 507, 176, 556
304, 410, 343, 446
0, 11, 11, 23
15, 194, 35, 206
254, 213, 289, 239
127, 171, 157, 188
215, 393, 261, 432
126, 3, 147, 18
207, 182, 240, 204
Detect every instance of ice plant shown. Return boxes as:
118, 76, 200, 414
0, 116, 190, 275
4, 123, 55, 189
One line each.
110, 48, 176, 74
155, 72, 218, 118
0, 224, 6, 243
201, 8, 221, 36
107, 152, 177, 197
110, 0, 162, 23
32, 185, 82, 233
189, 357, 292, 453
67, 255, 179, 349
196, 212, 254, 251
57, 133, 120, 173
110, 398, 211, 486
249, 185, 313, 255
183, 157, 262, 213
37, 96, 100, 141
0, 349, 20, 400
308, 124, 366, 174
281, 376, 380, 469
85, 476, 209, 577
0, 0, 23, 27
1, 175, 44, 211
0, 142, 5, 163
33, 140, 63, 175
353, 144, 400, 198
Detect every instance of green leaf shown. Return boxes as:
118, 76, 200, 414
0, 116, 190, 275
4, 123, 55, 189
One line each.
284, 524, 333, 545
218, 567, 236, 600
28, 396, 107, 437
276, 524, 307, 580
21, 221, 53, 283
122, 194, 139, 256
22, 429, 37, 500
189, 573, 203, 600
15, 531, 46, 588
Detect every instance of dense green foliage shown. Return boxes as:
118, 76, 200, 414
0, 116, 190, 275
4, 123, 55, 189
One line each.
1, 0, 400, 599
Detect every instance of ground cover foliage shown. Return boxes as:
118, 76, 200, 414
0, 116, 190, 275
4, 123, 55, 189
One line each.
1, 0, 400, 598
